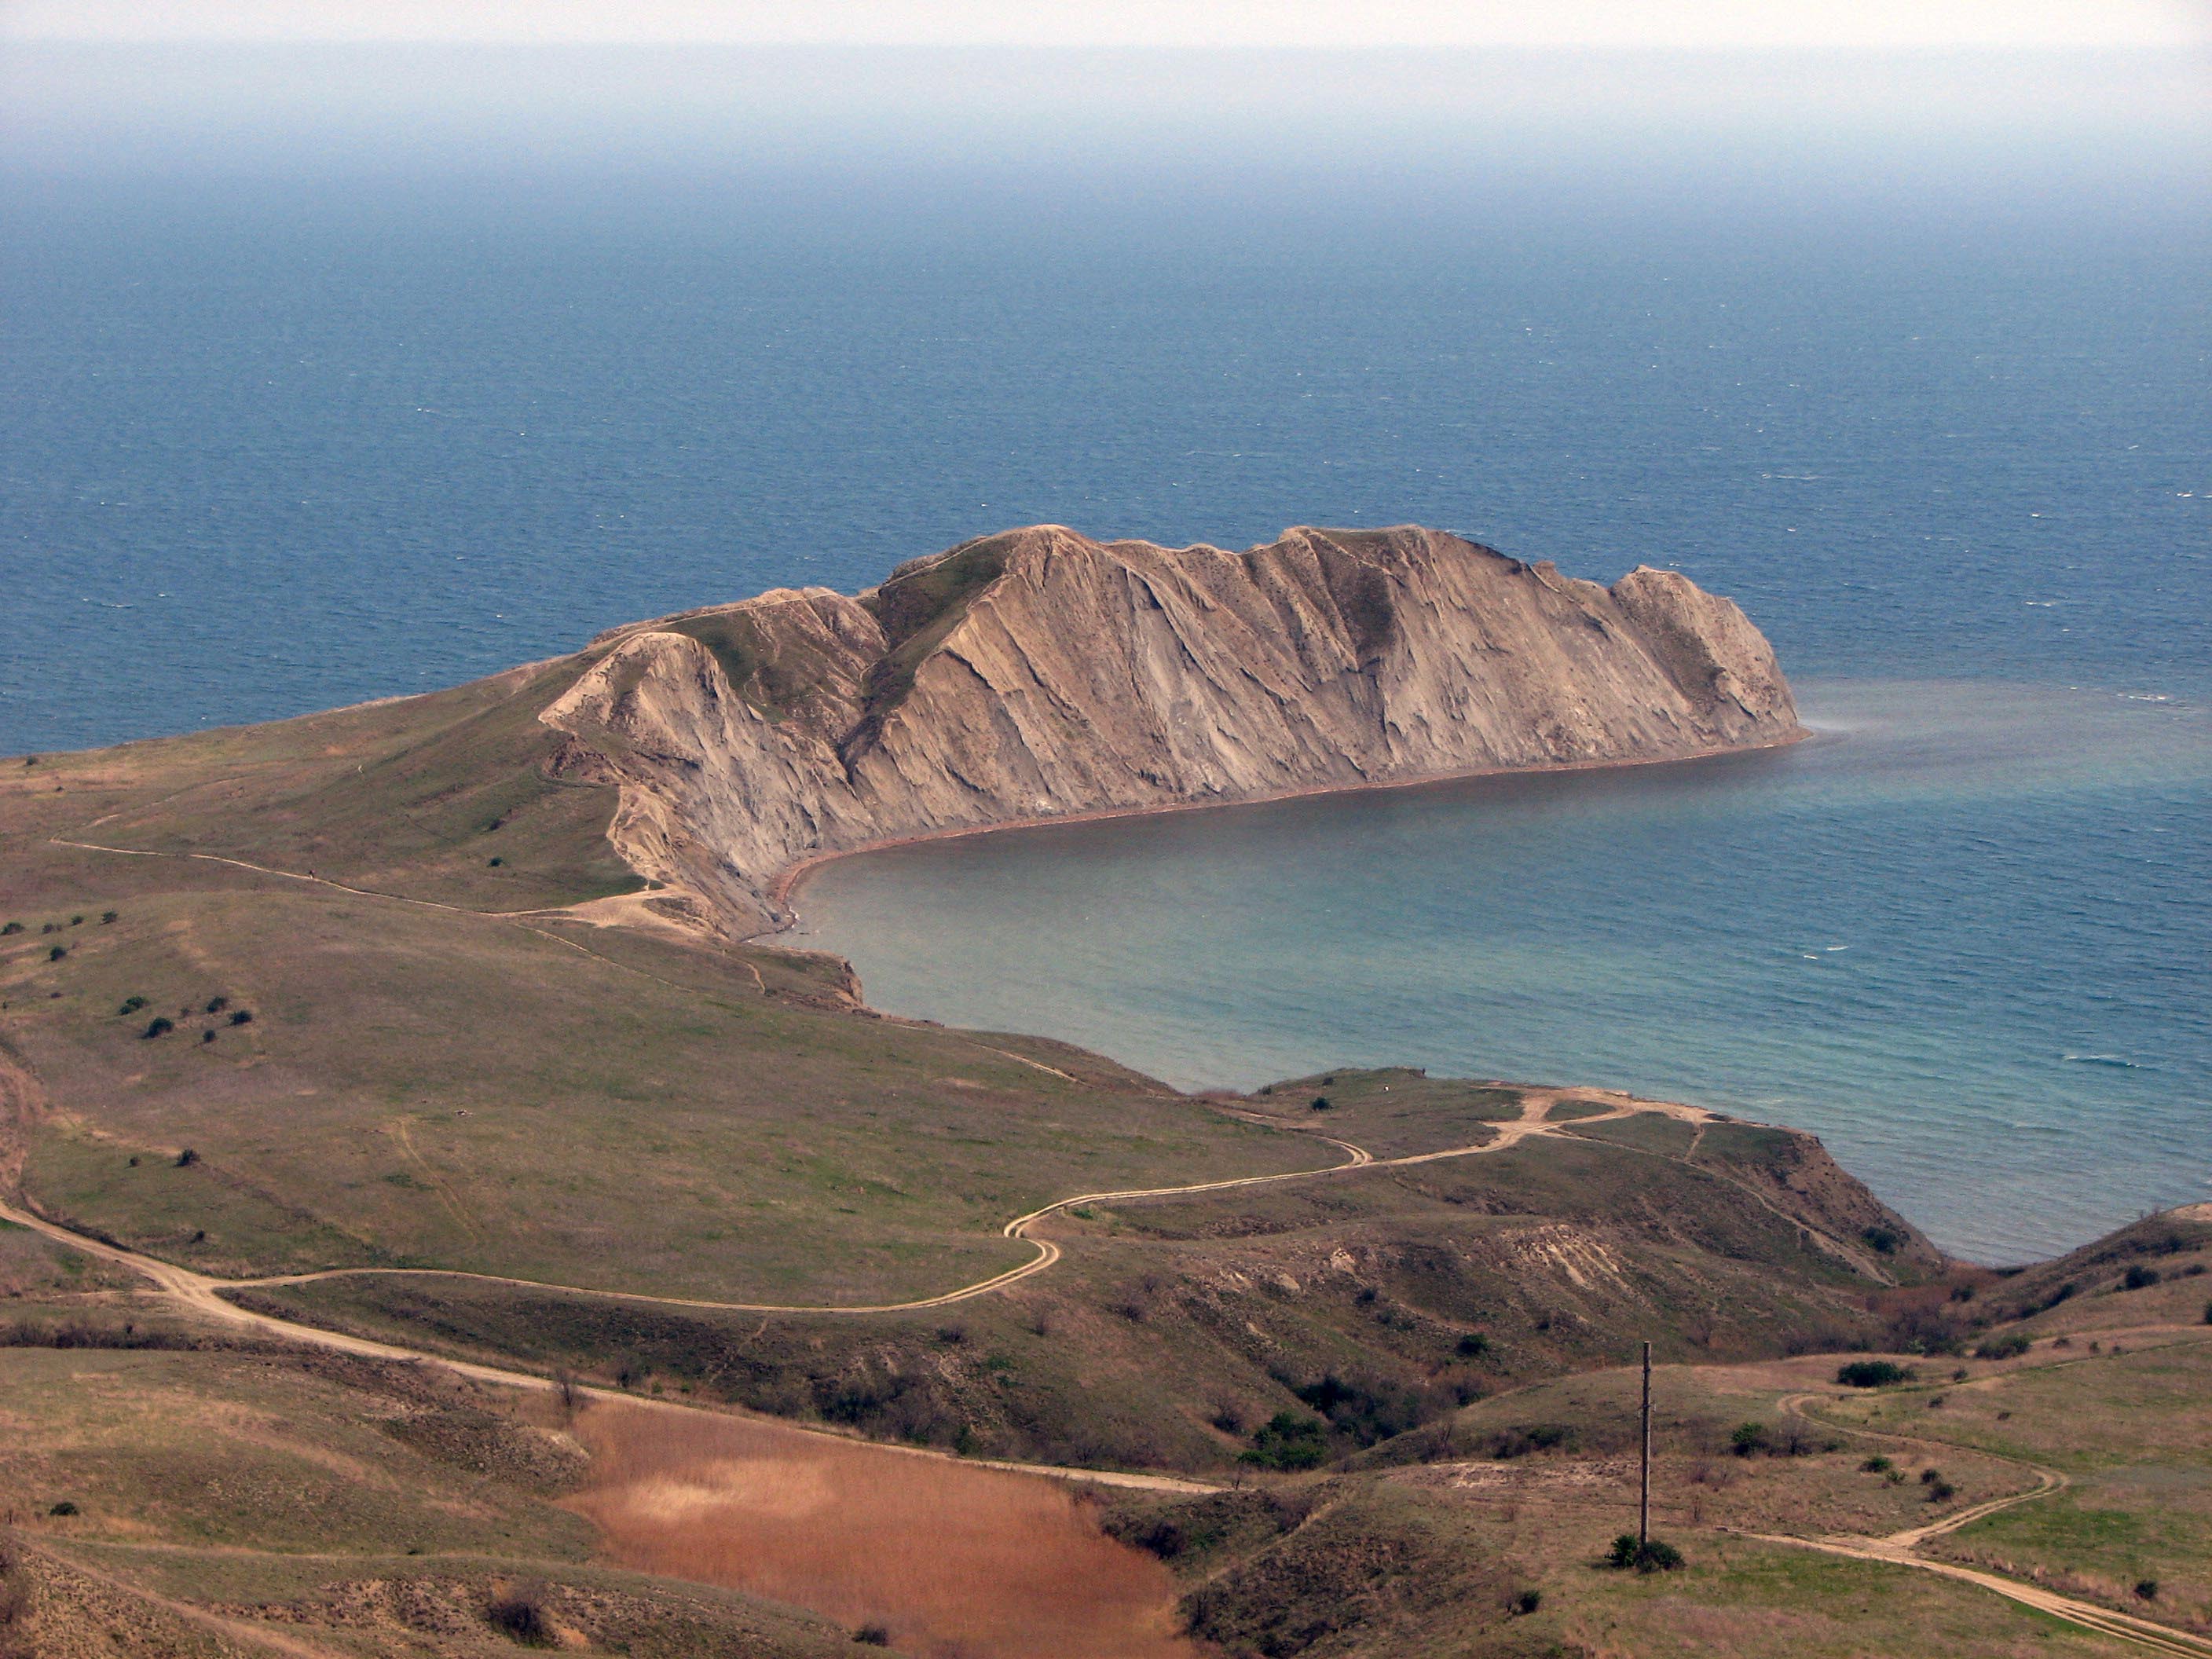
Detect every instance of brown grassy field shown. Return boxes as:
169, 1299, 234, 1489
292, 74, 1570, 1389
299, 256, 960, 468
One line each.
0, 1308, 858, 1657
568, 1401, 1196, 1659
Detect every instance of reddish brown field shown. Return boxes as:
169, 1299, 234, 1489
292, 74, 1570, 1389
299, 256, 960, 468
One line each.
565, 1402, 1200, 1658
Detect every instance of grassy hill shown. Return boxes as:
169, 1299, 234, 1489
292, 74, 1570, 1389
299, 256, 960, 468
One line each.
10, 665, 2200, 1656
1097, 1219, 2212, 1657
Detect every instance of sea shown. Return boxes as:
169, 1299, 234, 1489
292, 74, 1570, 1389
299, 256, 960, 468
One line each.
3, 46, 2207, 1261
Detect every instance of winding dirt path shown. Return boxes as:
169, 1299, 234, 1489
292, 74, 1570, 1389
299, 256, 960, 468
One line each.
1734, 1382, 2212, 1655
1, 1093, 1612, 1320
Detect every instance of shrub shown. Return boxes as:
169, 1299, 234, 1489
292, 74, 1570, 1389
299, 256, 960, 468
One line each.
143, 1016, 174, 1038
1491, 1423, 1574, 1459
205, 995, 228, 1013
854, 1625, 892, 1646
118, 995, 148, 1016
202, 1031, 216, 1044
1512, 1588, 1543, 1615
1837, 1360, 1914, 1388
1310, 1096, 1331, 1111
229, 1009, 253, 1025
2203, 1301, 2212, 1326
1730, 1421, 1771, 1457
1456, 1332, 1490, 1359
1608, 1534, 1683, 1573
1974, 1332, 2031, 1361
175, 1148, 199, 1167
2136, 1580, 2159, 1602
101, 910, 117, 924
69, 914, 83, 926
47, 945, 66, 961
2122, 1264, 2162, 1291
1240, 1411, 1329, 1470
1926, 1479, 1957, 1503
49, 1500, 79, 1517
0, 922, 20, 935
1861, 1455, 1893, 1473
488, 856, 504, 867
1287, 1372, 1433, 1448
486, 1589, 554, 1646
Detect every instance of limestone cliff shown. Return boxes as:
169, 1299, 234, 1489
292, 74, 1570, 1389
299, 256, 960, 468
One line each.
540, 526, 1801, 934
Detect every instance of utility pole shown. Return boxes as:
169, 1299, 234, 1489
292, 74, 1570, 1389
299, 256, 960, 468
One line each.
1639, 1340, 1653, 1548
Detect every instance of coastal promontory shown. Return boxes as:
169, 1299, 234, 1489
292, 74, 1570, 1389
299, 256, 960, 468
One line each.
541, 525, 1802, 932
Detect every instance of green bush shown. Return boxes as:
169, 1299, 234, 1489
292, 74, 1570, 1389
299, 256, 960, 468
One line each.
1240, 1411, 1329, 1470
117, 995, 148, 1016
1310, 1096, 1331, 1111
1837, 1360, 1914, 1388
47, 945, 66, 961
1608, 1533, 1683, 1573
2123, 1264, 2162, 1291
1456, 1332, 1490, 1359
142, 1016, 174, 1038
1730, 1421, 1771, 1457
0, 921, 20, 936
229, 1008, 254, 1025
1973, 1332, 2031, 1361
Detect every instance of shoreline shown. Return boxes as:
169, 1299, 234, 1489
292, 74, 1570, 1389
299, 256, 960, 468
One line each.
753, 723, 1815, 933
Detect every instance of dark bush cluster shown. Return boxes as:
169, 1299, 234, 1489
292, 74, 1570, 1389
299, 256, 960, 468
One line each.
1607, 1533, 1683, 1573
1837, 1360, 1916, 1388
1973, 1332, 2032, 1361
485, 1588, 554, 1646
1287, 1372, 1434, 1448
1, 1319, 201, 1351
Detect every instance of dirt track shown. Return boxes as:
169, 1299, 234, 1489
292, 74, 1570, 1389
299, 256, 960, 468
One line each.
1737, 1373, 2212, 1656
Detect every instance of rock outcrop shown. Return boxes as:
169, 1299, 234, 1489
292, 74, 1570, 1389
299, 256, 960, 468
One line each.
540, 526, 1800, 933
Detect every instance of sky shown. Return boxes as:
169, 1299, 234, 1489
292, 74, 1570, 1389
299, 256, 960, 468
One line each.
6, 0, 2209, 48
5, 1, 2207, 184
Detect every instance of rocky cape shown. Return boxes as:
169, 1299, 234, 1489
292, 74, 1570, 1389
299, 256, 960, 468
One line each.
540, 525, 1803, 935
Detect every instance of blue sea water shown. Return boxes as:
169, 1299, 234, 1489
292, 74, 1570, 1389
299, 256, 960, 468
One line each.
795, 682, 2210, 1262
2, 53, 2207, 1258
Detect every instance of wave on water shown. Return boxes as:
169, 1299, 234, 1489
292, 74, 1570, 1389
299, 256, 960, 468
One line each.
2060, 1053, 2144, 1069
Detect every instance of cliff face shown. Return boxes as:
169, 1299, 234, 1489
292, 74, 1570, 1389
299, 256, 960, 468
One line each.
540, 526, 1800, 933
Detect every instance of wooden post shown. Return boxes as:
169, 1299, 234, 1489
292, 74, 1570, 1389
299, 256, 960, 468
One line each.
1639, 1340, 1653, 1547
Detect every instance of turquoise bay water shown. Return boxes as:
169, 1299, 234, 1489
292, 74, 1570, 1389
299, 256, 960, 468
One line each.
794, 680, 2211, 1263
